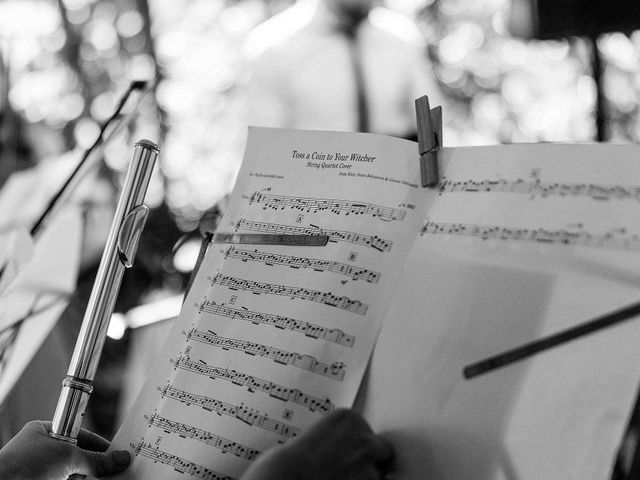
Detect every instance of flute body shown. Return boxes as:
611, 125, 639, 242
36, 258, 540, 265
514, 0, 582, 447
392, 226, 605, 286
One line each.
51, 139, 159, 443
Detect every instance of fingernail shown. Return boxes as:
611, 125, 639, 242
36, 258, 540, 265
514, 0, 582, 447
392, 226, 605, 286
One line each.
112, 450, 131, 467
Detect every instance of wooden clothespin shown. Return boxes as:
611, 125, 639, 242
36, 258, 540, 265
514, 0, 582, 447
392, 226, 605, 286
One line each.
415, 96, 443, 187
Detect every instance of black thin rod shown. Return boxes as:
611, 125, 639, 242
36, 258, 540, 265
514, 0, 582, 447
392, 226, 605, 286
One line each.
30, 80, 147, 237
590, 35, 607, 142
464, 299, 640, 379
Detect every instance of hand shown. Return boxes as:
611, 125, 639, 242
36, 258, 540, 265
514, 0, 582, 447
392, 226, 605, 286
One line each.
241, 409, 394, 480
0, 421, 131, 480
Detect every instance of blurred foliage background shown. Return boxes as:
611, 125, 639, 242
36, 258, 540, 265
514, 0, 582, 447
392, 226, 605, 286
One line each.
2, 0, 640, 230
2, 0, 640, 318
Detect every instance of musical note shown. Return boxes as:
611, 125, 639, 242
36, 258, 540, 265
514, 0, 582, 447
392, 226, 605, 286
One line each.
187, 328, 346, 381
248, 192, 406, 221
421, 220, 640, 251
225, 246, 380, 283
438, 176, 640, 202
235, 219, 393, 252
133, 442, 234, 480
158, 385, 301, 439
147, 413, 260, 461
174, 355, 335, 413
197, 302, 355, 347
210, 274, 368, 315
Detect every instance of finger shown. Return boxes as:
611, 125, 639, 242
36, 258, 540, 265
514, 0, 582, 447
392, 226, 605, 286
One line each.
336, 408, 373, 433
37, 420, 110, 453
371, 435, 394, 465
349, 465, 382, 480
37, 421, 53, 432
71, 448, 131, 477
25, 420, 53, 438
76, 428, 110, 452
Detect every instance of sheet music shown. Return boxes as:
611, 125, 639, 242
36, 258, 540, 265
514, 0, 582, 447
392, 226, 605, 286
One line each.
111, 127, 429, 479
359, 143, 640, 480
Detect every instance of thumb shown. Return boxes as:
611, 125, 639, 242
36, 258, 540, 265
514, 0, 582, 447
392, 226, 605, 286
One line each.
72, 448, 131, 477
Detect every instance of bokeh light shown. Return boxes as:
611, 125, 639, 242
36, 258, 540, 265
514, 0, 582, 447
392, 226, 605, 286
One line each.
0, 0, 639, 224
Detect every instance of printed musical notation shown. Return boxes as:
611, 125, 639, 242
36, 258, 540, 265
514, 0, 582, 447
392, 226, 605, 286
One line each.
133, 442, 234, 480
147, 413, 260, 461
186, 328, 346, 381
235, 219, 393, 252
174, 355, 335, 413
197, 302, 355, 347
249, 192, 406, 221
225, 246, 380, 283
438, 176, 640, 202
210, 274, 368, 315
421, 220, 640, 251
158, 385, 301, 439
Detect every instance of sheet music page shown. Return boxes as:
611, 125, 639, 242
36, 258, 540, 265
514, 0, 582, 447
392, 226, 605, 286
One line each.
359, 143, 640, 480
111, 127, 429, 479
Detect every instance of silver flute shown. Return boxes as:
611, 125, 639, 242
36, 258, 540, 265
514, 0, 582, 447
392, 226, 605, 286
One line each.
51, 139, 159, 443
